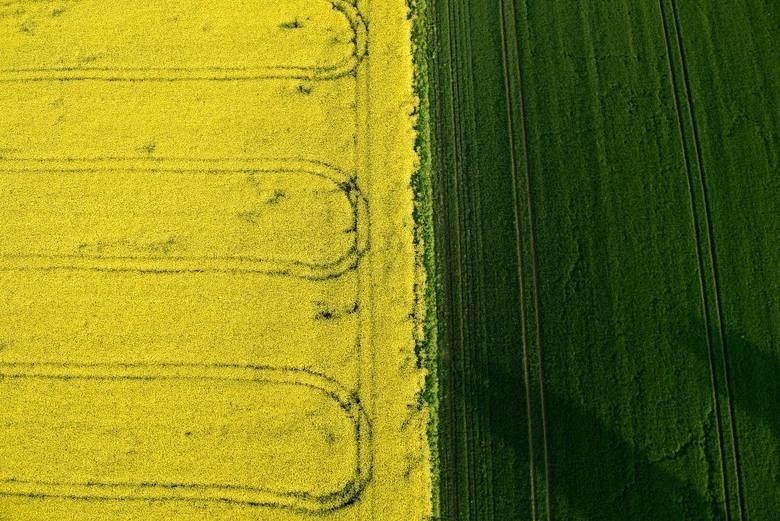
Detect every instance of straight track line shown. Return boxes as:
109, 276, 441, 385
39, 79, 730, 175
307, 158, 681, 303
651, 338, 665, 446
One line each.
668, 1, 746, 517
658, 0, 735, 518
503, 1, 553, 518
657, 0, 731, 515
498, 1, 539, 519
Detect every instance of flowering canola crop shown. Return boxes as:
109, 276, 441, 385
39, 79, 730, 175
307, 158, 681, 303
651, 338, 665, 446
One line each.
0, 1, 430, 520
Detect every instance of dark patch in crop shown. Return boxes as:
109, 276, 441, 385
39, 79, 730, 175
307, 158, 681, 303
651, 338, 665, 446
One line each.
314, 301, 359, 321
236, 210, 263, 225
265, 189, 286, 205
323, 430, 336, 446
279, 18, 303, 30
77, 237, 178, 256
78, 53, 100, 65
138, 140, 156, 155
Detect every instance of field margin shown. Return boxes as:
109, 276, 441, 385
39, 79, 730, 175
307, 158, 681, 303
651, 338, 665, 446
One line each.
409, 0, 441, 518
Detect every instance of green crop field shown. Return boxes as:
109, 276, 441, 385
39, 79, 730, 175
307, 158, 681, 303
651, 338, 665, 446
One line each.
420, 0, 779, 519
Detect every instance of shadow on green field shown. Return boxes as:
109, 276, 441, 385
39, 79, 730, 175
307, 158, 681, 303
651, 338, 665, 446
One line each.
678, 315, 780, 445
538, 389, 714, 520
469, 317, 778, 520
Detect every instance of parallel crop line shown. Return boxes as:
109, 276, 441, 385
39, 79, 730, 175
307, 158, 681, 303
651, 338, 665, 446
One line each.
443, 0, 473, 518
460, 1, 499, 517
427, 0, 465, 517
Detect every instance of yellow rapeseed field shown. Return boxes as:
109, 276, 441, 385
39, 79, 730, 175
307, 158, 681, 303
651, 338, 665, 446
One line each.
0, 1, 430, 519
